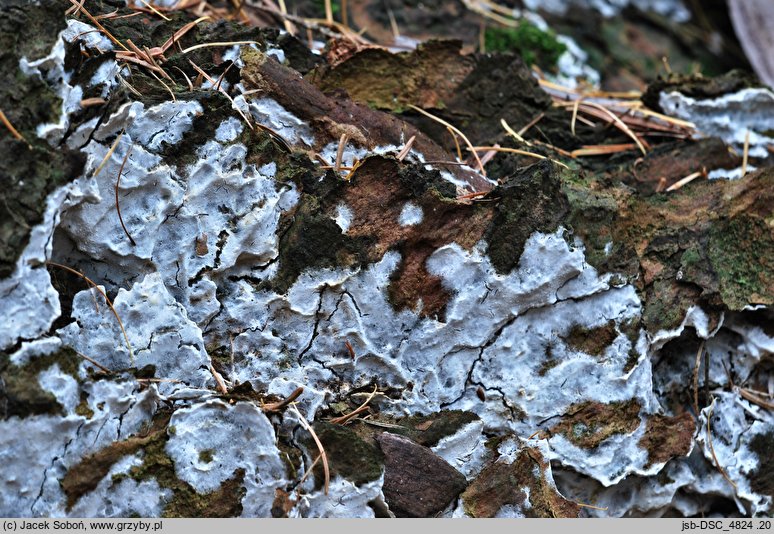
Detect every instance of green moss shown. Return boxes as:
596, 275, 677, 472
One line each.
563, 182, 640, 277
306, 422, 384, 487
551, 400, 641, 449
0, 347, 82, 419
75, 392, 95, 420
619, 319, 642, 373
484, 22, 567, 69
128, 419, 246, 517
198, 449, 215, 463
707, 216, 774, 309
62, 412, 171, 510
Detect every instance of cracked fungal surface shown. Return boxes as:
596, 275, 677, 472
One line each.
1, 1, 772, 519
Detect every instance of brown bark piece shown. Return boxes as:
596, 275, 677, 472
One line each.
627, 138, 739, 195
462, 444, 580, 518
639, 412, 696, 466
376, 432, 467, 517
240, 49, 492, 192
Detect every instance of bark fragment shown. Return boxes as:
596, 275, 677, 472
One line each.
376, 432, 467, 517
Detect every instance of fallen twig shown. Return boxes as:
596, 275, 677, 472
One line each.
262, 386, 304, 413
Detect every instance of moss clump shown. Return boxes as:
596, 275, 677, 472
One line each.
551, 400, 641, 449
462, 445, 579, 518
484, 22, 567, 69
268, 194, 370, 294
707, 216, 774, 309
62, 413, 172, 510
619, 319, 642, 373
0, 347, 82, 419
305, 422, 383, 488
74, 392, 95, 420
128, 419, 246, 517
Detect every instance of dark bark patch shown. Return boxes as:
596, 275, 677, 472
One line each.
376, 432, 467, 517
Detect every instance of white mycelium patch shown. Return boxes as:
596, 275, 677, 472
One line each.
4, 26, 772, 517
660, 88, 774, 158
697, 393, 773, 515
0, 350, 162, 516
58, 272, 213, 390
166, 400, 286, 502
334, 203, 354, 233
523, 0, 690, 21
398, 202, 423, 226
244, 97, 315, 147
212, 230, 660, 485
291, 477, 385, 518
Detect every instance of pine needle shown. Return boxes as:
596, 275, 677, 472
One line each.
45, 262, 134, 362
277, 0, 295, 35
75, 350, 112, 374
517, 112, 545, 137
139, 0, 170, 20
582, 101, 646, 155
397, 135, 416, 161
409, 105, 486, 176
741, 129, 750, 177
574, 501, 609, 511
114, 147, 137, 246
209, 364, 228, 394
263, 387, 304, 412
570, 143, 637, 157
150, 70, 176, 101
92, 131, 124, 178
571, 98, 582, 136
179, 40, 259, 54
335, 133, 348, 173
329, 385, 378, 425
324, 0, 333, 23
291, 404, 330, 495
0, 109, 30, 147
67, 0, 129, 52
706, 398, 738, 491
666, 168, 706, 192
501, 118, 531, 146
447, 127, 463, 162
469, 145, 569, 169
693, 341, 705, 417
